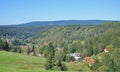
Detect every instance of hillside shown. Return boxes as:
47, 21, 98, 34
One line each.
0, 20, 113, 44
0, 21, 120, 72
0, 51, 46, 72
38, 22, 120, 48
0, 51, 91, 72
0, 25, 57, 43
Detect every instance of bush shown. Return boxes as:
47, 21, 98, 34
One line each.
61, 63, 68, 71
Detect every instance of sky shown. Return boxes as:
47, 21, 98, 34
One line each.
0, 0, 120, 25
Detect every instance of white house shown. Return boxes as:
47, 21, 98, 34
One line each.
70, 53, 81, 60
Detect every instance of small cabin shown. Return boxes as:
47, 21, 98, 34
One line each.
70, 53, 81, 60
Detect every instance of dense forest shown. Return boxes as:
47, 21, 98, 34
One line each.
0, 21, 120, 71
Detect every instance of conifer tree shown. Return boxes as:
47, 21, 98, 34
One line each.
27, 48, 31, 55
45, 42, 56, 70
3, 41, 10, 51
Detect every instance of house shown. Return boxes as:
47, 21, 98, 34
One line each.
84, 56, 95, 66
70, 53, 81, 60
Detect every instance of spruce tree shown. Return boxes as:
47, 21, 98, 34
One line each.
27, 48, 30, 55
45, 42, 56, 70
3, 41, 10, 51
32, 45, 36, 56
45, 42, 68, 71
0, 39, 3, 50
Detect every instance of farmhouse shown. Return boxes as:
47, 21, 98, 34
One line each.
84, 56, 95, 66
70, 53, 81, 60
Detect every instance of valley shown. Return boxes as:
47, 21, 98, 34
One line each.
0, 21, 120, 72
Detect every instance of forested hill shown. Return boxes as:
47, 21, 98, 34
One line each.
7, 20, 113, 26
37, 22, 120, 72
38, 22, 120, 52
0, 21, 120, 72
0, 20, 114, 41
38, 21, 120, 42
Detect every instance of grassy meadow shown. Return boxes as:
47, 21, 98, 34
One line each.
0, 51, 91, 72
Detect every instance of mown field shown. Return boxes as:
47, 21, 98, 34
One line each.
0, 51, 91, 72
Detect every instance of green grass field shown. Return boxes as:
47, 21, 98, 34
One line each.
0, 51, 91, 72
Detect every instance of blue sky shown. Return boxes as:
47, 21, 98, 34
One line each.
0, 0, 120, 25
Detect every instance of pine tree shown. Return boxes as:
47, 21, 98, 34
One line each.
32, 45, 36, 56
56, 60, 68, 71
45, 42, 68, 71
18, 47, 22, 53
45, 42, 56, 70
0, 39, 4, 50
3, 41, 10, 51
27, 48, 30, 55
61, 42, 68, 61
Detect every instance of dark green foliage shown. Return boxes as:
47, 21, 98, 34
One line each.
0, 25, 56, 44
0, 39, 4, 50
12, 39, 22, 46
65, 55, 73, 62
70, 47, 76, 53
101, 49, 120, 72
32, 45, 36, 56
60, 42, 69, 61
31, 45, 35, 52
55, 50, 64, 61
0, 39, 10, 51
91, 49, 120, 72
90, 57, 101, 71
42, 22, 120, 71
27, 48, 31, 55
60, 62, 68, 71
53, 60, 67, 71
45, 42, 67, 71
43, 22, 120, 59
18, 48, 22, 53
13, 47, 18, 52
33, 50, 36, 56
56, 60, 67, 71
45, 42, 56, 70
13, 46, 22, 53
3, 41, 9, 51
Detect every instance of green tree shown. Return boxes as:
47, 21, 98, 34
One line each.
102, 49, 120, 72
55, 60, 67, 71
19, 48, 22, 53
0, 39, 4, 50
0, 39, 10, 51
61, 42, 69, 61
45, 42, 56, 70
45, 42, 67, 71
3, 41, 10, 51
27, 47, 31, 55
32, 45, 36, 56
90, 57, 101, 71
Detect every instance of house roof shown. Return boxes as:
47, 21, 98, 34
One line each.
84, 56, 95, 64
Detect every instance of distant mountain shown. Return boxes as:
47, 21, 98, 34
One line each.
17, 20, 114, 27
0, 20, 117, 40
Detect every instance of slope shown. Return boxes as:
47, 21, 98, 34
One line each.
0, 51, 91, 72
0, 51, 46, 72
